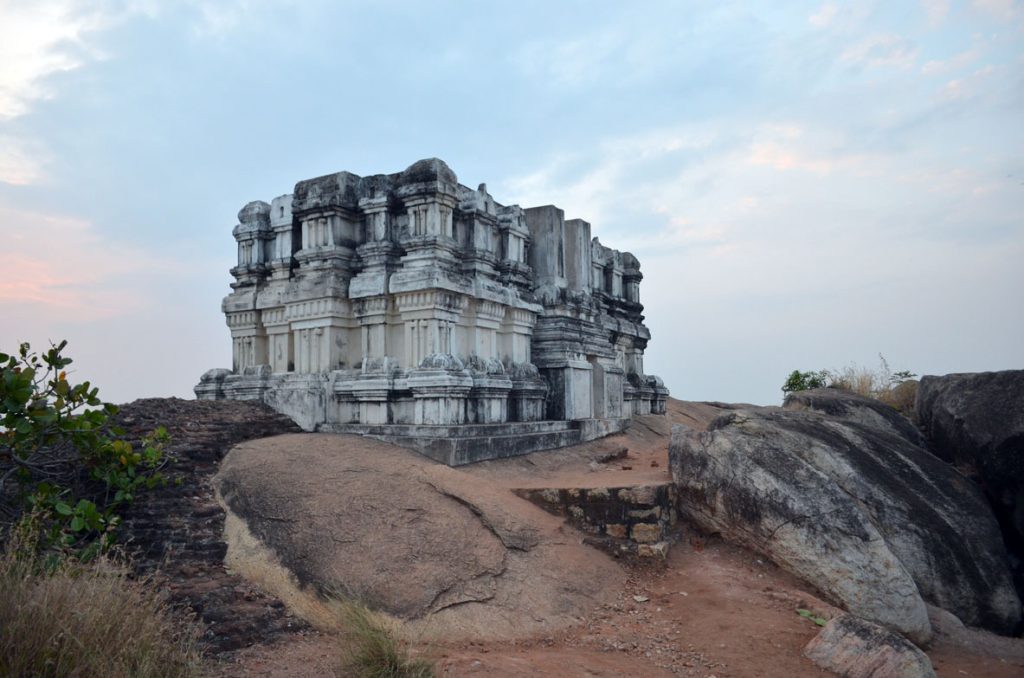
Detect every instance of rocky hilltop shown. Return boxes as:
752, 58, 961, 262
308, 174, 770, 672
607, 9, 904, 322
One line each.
109, 372, 1024, 676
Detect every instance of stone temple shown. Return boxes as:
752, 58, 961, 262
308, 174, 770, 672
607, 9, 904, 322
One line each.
196, 158, 667, 464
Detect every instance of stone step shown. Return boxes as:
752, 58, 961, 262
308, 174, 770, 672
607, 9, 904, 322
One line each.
514, 483, 677, 559
320, 417, 631, 465
320, 419, 576, 438
357, 427, 583, 466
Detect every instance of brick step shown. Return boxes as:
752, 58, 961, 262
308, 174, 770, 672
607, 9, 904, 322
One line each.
514, 483, 677, 558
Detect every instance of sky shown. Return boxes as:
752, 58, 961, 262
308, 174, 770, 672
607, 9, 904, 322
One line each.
0, 0, 1022, 406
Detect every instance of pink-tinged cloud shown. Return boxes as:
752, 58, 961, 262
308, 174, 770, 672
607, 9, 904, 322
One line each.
0, 206, 168, 319
748, 142, 835, 174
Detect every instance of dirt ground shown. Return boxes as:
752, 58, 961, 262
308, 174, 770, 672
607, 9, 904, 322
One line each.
221, 535, 1024, 677
212, 399, 1024, 677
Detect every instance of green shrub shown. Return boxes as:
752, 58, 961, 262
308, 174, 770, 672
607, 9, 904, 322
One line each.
331, 599, 434, 678
1, 341, 171, 560
781, 369, 831, 395
0, 530, 203, 678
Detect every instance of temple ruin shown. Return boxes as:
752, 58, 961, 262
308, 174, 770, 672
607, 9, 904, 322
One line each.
196, 158, 668, 464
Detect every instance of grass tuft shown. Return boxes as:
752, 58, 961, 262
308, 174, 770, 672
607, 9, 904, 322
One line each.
331, 598, 434, 678
0, 542, 203, 678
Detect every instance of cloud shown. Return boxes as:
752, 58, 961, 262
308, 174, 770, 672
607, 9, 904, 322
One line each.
921, 0, 951, 26
809, 3, 839, 28
186, 0, 268, 40
0, 134, 48, 185
0, 206, 172, 319
0, 1, 132, 185
971, 0, 1023, 21
805, 2, 873, 33
0, 0, 119, 121
0, 0, 270, 185
499, 127, 717, 230
841, 34, 918, 69
921, 45, 983, 75
938, 64, 998, 101
511, 29, 628, 88
0, 201, 232, 403
747, 142, 834, 173
0, 0, 274, 119
747, 125, 839, 174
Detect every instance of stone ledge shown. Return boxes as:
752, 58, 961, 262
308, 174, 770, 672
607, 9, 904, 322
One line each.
320, 417, 630, 465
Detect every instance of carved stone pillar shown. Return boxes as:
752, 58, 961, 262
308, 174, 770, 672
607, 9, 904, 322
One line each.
350, 195, 403, 299
230, 201, 273, 288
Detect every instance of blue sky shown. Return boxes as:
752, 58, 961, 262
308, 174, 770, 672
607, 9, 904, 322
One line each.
1, 0, 1022, 405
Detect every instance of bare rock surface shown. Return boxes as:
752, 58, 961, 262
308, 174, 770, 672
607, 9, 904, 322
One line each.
462, 400, 754, 491
671, 412, 930, 644
670, 406, 1022, 642
214, 433, 623, 641
804, 614, 936, 678
785, 387, 927, 447
926, 604, 1024, 670
916, 370, 1024, 598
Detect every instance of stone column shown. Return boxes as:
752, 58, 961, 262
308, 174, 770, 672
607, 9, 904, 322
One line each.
498, 307, 536, 366
355, 296, 391, 373
507, 362, 548, 422
230, 201, 272, 288
268, 194, 295, 280
496, 205, 533, 290
564, 218, 592, 295
524, 205, 567, 303
407, 354, 473, 425
350, 196, 404, 299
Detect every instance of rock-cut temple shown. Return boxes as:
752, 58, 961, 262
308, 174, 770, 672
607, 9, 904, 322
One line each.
196, 158, 668, 464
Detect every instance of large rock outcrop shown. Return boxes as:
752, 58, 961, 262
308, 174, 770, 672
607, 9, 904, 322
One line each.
804, 615, 936, 678
214, 433, 623, 640
785, 388, 927, 448
670, 403, 1022, 642
916, 370, 1024, 595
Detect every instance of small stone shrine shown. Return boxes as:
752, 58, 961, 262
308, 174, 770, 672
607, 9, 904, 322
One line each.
196, 159, 668, 464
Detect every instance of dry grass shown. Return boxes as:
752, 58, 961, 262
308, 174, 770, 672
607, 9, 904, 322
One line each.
330, 598, 434, 678
876, 379, 918, 414
828, 355, 918, 415
0, 545, 203, 678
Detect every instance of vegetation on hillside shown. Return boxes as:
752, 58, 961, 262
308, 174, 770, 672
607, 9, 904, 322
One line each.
0, 341, 171, 560
331, 598, 435, 678
0, 341, 201, 675
782, 354, 917, 414
0, 529, 203, 677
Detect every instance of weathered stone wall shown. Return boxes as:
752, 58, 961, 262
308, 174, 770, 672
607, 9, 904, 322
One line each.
514, 483, 676, 558
113, 398, 304, 653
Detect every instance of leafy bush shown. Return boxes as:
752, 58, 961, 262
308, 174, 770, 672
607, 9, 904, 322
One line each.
331, 599, 434, 678
1, 341, 171, 559
781, 370, 831, 395
0, 529, 202, 678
